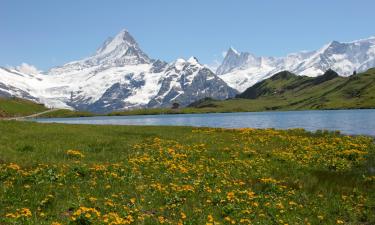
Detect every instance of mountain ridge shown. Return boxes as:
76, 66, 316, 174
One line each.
0, 30, 237, 113
217, 36, 375, 92
1, 30, 375, 112
184, 68, 375, 113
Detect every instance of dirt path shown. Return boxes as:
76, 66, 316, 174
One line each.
3, 108, 60, 121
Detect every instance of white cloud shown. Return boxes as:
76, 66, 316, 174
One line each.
222, 51, 227, 58
16, 63, 41, 75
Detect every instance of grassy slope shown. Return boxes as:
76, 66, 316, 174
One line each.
0, 121, 374, 224
236, 68, 375, 110
0, 97, 48, 117
37, 109, 95, 118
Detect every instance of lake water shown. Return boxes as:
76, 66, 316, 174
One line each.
35, 109, 375, 136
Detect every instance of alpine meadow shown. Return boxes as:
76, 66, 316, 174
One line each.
1, 1, 375, 225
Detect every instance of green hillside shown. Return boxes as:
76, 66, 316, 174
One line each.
0, 97, 48, 118
188, 68, 375, 112
37, 109, 94, 118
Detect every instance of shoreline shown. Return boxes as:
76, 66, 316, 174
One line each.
35, 106, 375, 119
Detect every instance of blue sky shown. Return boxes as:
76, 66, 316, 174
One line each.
1, 0, 375, 71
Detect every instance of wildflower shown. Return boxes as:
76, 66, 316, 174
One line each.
226, 192, 235, 201
20, 208, 32, 217
240, 218, 251, 223
51, 222, 62, 225
66, 149, 85, 158
5, 213, 18, 218
158, 216, 165, 224
89, 197, 97, 202
7, 163, 21, 170
105, 200, 115, 207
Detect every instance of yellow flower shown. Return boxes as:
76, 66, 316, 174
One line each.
226, 192, 235, 201
51, 222, 62, 225
89, 197, 97, 202
240, 218, 251, 223
158, 216, 165, 224
105, 200, 115, 207
7, 163, 21, 170
20, 208, 32, 217
5, 213, 18, 218
66, 149, 85, 158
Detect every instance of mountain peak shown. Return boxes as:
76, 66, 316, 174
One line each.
187, 56, 199, 65
116, 29, 137, 45
95, 29, 138, 56
48, 29, 151, 75
216, 47, 245, 75
227, 47, 240, 56
327, 40, 342, 48
86, 29, 151, 66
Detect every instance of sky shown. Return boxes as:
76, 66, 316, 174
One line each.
1, 0, 375, 71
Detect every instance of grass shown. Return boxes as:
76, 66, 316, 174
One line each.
37, 109, 95, 118
0, 120, 374, 224
0, 97, 48, 118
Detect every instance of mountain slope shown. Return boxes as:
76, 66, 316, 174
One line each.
184, 68, 375, 113
236, 68, 375, 110
0, 30, 237, 113
218, 37, 375, 92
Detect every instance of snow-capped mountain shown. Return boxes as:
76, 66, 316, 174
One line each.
1, 30, 375, 112
48, 30, 151, 75
217, 37, 375, 92
0, 30, 237, 112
